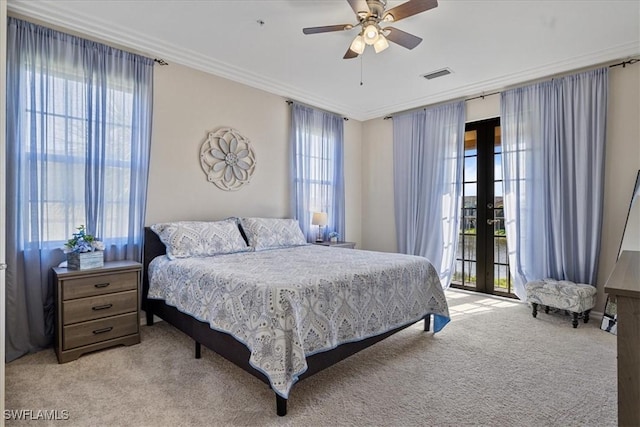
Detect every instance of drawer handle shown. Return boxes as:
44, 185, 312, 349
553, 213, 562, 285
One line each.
92, 304, 113, 311
94, 283, 110, 288
92, 327, 113, 335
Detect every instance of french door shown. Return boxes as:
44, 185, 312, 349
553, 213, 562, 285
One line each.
453, 118, 515, 297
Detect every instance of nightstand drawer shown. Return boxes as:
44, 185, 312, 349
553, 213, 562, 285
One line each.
62, 271, 137, 300
63, 290, 137, 325
62, 312, 138, 350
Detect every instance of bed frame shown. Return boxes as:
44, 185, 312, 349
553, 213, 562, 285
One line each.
141, 227, 431, 416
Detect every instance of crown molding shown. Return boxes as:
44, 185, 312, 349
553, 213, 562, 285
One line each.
363, 41, 640, 121
8, 1, 640, 122
7, 1, 358, 118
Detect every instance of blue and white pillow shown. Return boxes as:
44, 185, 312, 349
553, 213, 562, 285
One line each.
239, 217, 307, 251
151, 220, 249, 260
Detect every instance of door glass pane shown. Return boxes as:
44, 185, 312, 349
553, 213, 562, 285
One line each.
464, 156, 477, 182
494, 153, 502, 181
494, 236, 508, 265
494, 181, 504, 208
493, 209, 505, 236
464, 183, 477, 201
464, 261, 477, 286
463, 234, 477, 260
494, 264, 510, 292
465, 130, 477, 154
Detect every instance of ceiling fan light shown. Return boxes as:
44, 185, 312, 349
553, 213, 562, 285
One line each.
373, 34, 389, 53
363, 24, 379, 45
350, 35, 365, 55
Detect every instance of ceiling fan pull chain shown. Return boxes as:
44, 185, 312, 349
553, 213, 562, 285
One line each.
360, 55, 364, 86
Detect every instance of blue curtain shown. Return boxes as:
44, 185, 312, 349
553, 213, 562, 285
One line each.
500, 67, 608, 300
5, 18, 154, 361
393, 101, 465, 288
291, 102, 345, 242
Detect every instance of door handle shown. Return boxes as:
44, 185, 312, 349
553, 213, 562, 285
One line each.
487, 219, 499, 225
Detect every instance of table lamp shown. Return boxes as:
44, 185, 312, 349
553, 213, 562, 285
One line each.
311, 212, 328, 242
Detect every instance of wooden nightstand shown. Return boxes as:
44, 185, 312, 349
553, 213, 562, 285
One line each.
313, 241, 356, 249
53, 260, 141, 363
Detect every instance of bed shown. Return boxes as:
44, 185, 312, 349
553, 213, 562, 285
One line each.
142, 218, 450, 416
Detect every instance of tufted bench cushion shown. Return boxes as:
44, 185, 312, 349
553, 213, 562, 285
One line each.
525, 279, 597, 328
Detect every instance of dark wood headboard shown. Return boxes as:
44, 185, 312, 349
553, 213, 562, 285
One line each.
142, 227, 166, 311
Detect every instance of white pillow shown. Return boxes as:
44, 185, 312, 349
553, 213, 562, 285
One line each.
150, 220, 249, 260
239, 217, 307, 251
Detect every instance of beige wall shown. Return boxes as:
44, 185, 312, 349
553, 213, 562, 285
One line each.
597, 65, 640, 309
361, 117, 395, 253
361, 65, 640, 311
146, 63, 362, 245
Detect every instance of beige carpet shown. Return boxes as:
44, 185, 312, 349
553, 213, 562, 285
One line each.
6, 290, 617, 426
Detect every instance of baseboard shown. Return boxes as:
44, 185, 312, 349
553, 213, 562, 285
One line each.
447, 288, 606, 323
589, 310, 604, 322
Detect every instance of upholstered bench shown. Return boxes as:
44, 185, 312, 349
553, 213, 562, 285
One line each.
525, 279, 597, 328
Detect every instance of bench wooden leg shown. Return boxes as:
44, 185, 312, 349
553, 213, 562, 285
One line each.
583, 309, 591, 324
424, 315, 431, 332
531, 303, 538, 318
195, 341, 201, 359
544, 305, 550, 314
571, 312, 579, 328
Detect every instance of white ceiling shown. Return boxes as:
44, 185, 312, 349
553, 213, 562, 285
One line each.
7, 0, 640, 121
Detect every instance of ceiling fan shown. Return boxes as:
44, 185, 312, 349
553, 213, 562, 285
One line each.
302, 0, 438, 59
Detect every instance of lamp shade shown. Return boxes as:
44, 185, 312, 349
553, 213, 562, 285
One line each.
349, 35, 365, 55
311, 212, 328, 226
373, 34, 389, 53
363, 24, 379, 45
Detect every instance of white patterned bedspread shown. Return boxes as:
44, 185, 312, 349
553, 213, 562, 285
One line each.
148, 245, 450, 398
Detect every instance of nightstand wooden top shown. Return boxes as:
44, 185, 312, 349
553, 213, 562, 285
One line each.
313, 241, 356, 249
53, 260, 142, 278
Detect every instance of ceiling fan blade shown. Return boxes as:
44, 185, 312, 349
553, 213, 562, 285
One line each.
347, 0, 369, 16
343, 48, 359, 59
303, 24, 352, 35
383, 0, 438, 23
385, 27, 423, 49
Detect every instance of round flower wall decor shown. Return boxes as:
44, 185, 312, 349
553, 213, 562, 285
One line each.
200, 127, 256, 191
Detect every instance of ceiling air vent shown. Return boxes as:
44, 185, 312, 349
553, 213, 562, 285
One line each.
422, 68, 453, 80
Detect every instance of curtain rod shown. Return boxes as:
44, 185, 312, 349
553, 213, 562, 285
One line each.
285, 100, 349, 121
154, 58, 169, 66
383, 58, 639, 120
609, 58, 639, 68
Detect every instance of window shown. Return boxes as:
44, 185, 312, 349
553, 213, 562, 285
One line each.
7, 18, 153, 259
295, 131, 338, 215
22, 68, 137, 247
291, 103, 345, 241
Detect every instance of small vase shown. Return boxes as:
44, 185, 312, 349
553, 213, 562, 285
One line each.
330, 237, 338, 243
